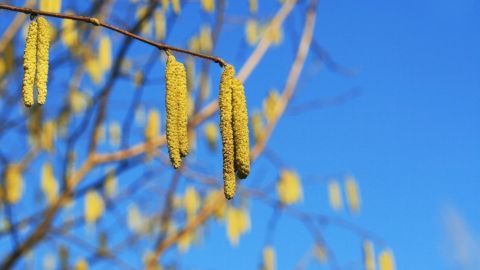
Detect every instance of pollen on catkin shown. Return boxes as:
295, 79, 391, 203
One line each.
231, 78, 250, 179
36, 17, 50, 105
165, 54, 182, 169
22, 20, 38, 107
176, 61, 189, 157
219, 65, 236, 199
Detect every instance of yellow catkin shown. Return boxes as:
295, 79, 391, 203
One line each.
4, 165, 24, 204
263, 90, 281, 122
36, 17, 50, 105
226, 207, 250, 246
265, 23, 283, 45
104, 169, 117, 198
378, 249, 395, 270
262, 246, 276, 270
61, 15, 78, 48
171, 0, 181, 14
176, 61, 189, 157
183, 186, 200, 218
204, 122, 218, 151
199, 26, 212, 53
74, 259, 89, 270
165, 54, 182, 168
345, 175, 361, 214
201, 0, 215, 13
161, 0, 169, 11
41, 120, 56, 152
276, 170, 302, 205
231, 78, 250, 179
245, 19, 259, 46
219, 65, 235, 199
251, 111, 264, 142
205, 190, 226, 219
154, 10, 166, 41
39, 0, 62, 13
99, 35, 112, 71
145, 109, 160, 142
22, 20, 38, 107
363, 240, 376, 270
41, 162, 58, 204
328, 180, 343, 211
84, 190, 105, 224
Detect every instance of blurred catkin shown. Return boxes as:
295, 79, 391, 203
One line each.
22, 20, 38, 107
345, 175, 361, 214
363, 240, 376, 270
176, 61, 189, 157
4, 165, 23, 204
277, 170, 302, 205
262, 246, 276, 270
219, 65, 235, 199
36, 17, 50, 105
328, 180, 343, 211
145, 109, 160, 142
165, 54, 182, 168
84, 190, 105, 224
231, 78, 250, 179
201, 0, 215, 13
41, 162, 58, 204
204, 122, 218, 151
378, 249, 395, 270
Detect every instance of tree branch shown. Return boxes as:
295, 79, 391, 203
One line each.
0, 3, 227, 67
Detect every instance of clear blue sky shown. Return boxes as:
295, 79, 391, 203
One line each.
1, 0, 479, 269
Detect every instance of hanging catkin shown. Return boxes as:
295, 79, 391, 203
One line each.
219, 65, 235, 199
165, 54, 182, 169
176, 61, 189, 157
231, 78, 250, 179
22, 20, 38, 107
36, 16, 50, 105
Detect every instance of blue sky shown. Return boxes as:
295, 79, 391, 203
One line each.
1, 0, 479, 269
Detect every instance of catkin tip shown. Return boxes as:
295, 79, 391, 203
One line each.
22, 20, 38, 107
224, 173, 236, 200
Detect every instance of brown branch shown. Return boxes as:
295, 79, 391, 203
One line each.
0, 3, 227, 67
250, 0, 318, 160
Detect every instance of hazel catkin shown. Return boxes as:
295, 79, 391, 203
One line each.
176, 61, 189, 157
231, 78, 250, 179
22, 20, 38, 107
36, 16, 50, 105
219, 65, 236, 199
165, 54, 182, 169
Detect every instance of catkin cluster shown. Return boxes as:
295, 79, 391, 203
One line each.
219, 65, 250, 199
165, 54, 189, 169
22, 17, 50, 107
